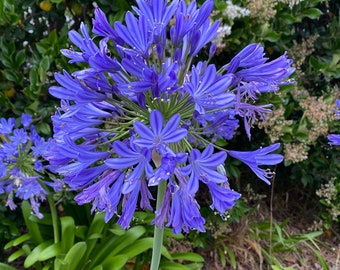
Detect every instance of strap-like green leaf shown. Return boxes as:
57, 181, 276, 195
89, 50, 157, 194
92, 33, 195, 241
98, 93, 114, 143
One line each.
159, 261, 191, 270
92, 265, 104, 270
101, 255, 129, 270
21, 201, 43, 243
60, 216, 75, 253
87, 226, 146, 269
7, 248, 26, 263
86, 212, 106, 238
109, 226, 146, 256
24, 240, 54, 267
171, 252, 204, 263
62, 242, 87, 270
4, 233, 31, 249
83, 212, 107, 263
109, 237, 153, 260
54, 258, 68, 270
161, 245, 172, 260
38, 243, 62, 261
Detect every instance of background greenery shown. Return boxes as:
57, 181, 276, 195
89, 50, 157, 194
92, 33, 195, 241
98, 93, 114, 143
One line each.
0, 0, 339, 269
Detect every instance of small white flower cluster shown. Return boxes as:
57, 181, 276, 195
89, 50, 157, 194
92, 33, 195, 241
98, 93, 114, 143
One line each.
246, 0, 277, 22
223, 0, 251, 20
214, 25, 232, 48
316, 178, 340, 222
300, 95, 335, 142
288, 35, 320, 78
278, 0, 304, 9
258, 105, 293, 143
214, 1, 250, 48
284, 142, 309, 163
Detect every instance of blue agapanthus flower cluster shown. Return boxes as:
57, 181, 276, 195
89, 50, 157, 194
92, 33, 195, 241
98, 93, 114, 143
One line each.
47, 0, 294, 233
0, 114, 61, 218
328, 99, 340, 146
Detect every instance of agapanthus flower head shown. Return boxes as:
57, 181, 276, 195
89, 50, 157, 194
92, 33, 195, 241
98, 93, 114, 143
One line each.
48, 0, 293, 233
0, 114, 60, 218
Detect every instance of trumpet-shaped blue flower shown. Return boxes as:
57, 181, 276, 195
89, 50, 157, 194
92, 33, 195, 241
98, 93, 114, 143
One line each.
228, 143, 283, 184
166, 181, 206, 234
182, 145, 228, 194
133, 0, 179, 59
133, 110, 187, 154
206, 181, 241, 214
149, 152, 187, 186
114, 12, 152, 59
185, 64, 235, 114
105, 139, 153, 194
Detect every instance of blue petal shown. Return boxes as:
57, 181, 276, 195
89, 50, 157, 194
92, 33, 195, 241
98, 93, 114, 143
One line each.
133, 138, 153, 148
113, 141, 137, 157
150, 110, 164, 135
163, 129, 187, 144
105, 157, 139, 169
161, 113, 180, 136
134, 121, 154, 139
255, 154, 283, 165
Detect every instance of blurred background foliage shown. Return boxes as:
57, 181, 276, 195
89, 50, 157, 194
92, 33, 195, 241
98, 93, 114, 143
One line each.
0, 0, 340, 269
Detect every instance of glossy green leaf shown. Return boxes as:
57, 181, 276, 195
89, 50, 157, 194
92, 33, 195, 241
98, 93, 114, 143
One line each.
42, 262, 53, 270
21, 201, 43, 244
92, 265, 104, 270
38, 243, 62, 261
300, 8, 323, 20
113, 237, 153, 259
159, 261, 191, 270
54, 258, 68, 270
171, 252, 204, 262
63, 242, 87, 270
263, 31, 281, 42
108, 226, 125, 236
83, 213, 106, 264
4, 70, 19, 84
60, 216, 75, 253
88, 226, 146, 269
7, 248, 26, 263
5, 233, 31, 249
40, 56, 50, 71
309, 56, 328, 70
87, 232, 103, 240
86, 213, 106, 238
36, 122, 51, 136
101, 255, 129, 270
24, 240, 54, 267
109, 226, 146, 256
14, 50, 25, 69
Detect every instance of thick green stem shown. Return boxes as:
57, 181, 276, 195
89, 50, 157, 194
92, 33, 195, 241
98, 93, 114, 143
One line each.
150, 180, 167, 270
47, 194, 59, 243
